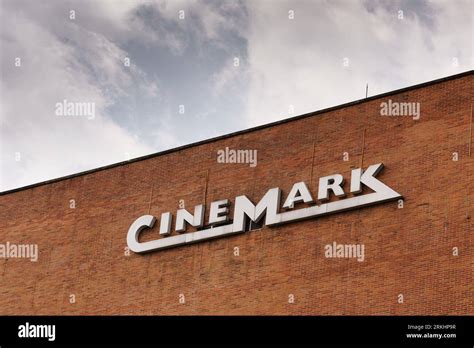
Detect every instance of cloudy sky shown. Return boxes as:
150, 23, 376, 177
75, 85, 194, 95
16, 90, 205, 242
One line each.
1, 0, 472, 191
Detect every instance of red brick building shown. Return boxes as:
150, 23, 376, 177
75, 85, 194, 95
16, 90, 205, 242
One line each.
0, 71, 472, 315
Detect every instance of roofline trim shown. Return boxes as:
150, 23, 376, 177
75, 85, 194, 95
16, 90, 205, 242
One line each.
1, 70, 472, 196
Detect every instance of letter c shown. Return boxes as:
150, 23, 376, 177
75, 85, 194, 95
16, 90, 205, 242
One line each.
127, 215, 156, 253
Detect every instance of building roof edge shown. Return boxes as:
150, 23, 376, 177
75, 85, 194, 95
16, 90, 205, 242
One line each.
1, 70, 472, 196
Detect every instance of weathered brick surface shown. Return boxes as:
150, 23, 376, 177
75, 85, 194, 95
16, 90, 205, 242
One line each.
0, 72, 472, 315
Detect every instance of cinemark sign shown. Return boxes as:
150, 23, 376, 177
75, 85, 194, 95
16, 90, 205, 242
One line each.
127, 163, 402, 254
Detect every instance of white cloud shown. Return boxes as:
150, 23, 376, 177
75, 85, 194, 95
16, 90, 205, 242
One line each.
242, 0, 472, 127
1, 0, 472, 191
0, 6, 155, 191
210, 58, 247, 97
0, 0, 250, 191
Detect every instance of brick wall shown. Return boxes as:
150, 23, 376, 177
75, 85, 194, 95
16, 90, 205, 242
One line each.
0, 72, 472, 315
